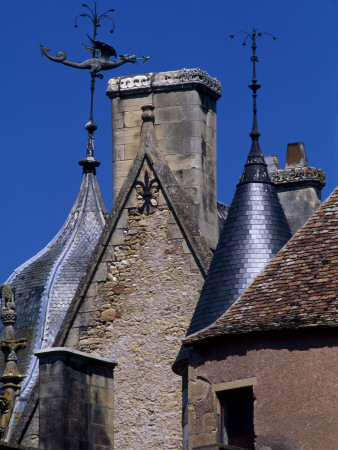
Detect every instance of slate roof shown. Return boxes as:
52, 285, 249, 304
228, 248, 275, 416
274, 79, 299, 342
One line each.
184, 186, 338, 344
217, 201, 229, 232
3, 164, 107, 420
185, 141, 292, 337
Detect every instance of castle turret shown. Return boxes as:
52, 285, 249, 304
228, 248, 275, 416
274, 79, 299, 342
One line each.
106, 68, 221, 249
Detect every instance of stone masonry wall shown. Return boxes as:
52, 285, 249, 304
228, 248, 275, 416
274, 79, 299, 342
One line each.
107, 69, 220, 249
65, 164, 204, 449
36, 348, 116, 450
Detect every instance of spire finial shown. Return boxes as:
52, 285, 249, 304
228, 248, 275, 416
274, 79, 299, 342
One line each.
40, 0, 150, 174
230, 28, 276, 184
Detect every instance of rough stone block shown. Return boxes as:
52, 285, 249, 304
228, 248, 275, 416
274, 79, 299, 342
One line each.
111, 112, 124, 130
93, 263, 108, 282
155, 106, 183, 123
116, 209, 129, 229
65, 327, 80, 347
116, 93, 152, 110
183, 137, 205, 155
154, 90, 202, 108
124, 110, 142, 128
167, 223, 183, 240
206, 109, 217, 131
155, 121, 202, 140
181, 168, 205, 188
114, 144, 125, 161
124, 141, 140, 160
114, 127, 141, 145
182, 104, 205, 122
166, 153, 203, 172
157, 138, 183, 156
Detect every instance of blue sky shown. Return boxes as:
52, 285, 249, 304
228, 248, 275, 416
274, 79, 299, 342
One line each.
1, 0, 337, 281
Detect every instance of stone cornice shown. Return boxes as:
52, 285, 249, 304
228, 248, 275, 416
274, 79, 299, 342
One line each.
107, 68, 221, 98
270, 166, 325, 187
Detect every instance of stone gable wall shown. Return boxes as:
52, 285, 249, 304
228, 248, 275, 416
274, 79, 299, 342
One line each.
65, 165, 204, 449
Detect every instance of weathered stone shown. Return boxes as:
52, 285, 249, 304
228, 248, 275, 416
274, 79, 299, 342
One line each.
101, 308, 116, 322
108, 69, 221, 249
124, 111, 142, 128
65, 165, 205, 449
36, 348, 116, 450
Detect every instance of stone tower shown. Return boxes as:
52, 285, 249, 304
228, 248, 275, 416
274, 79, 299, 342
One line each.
106, 68, 221, 249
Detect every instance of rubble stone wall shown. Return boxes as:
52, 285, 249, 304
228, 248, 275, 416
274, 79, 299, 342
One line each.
65, 173, 204, 449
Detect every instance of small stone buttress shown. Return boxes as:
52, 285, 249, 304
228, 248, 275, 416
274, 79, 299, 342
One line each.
0, 284, 26, 440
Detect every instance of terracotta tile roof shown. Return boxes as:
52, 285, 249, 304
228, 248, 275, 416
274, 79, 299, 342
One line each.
184, 186, 338, 344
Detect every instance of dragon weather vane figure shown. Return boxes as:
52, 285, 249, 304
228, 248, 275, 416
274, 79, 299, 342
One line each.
40, 0, 149, 171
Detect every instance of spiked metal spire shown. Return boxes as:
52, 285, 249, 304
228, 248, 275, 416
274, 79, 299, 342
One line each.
230, 28, 276, 184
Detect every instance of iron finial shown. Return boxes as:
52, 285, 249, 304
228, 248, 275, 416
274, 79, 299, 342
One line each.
231, 28, 276, 184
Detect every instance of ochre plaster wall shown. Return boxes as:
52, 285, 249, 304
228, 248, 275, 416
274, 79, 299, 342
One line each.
65, 165, 204, 449
187, 330, 338, 450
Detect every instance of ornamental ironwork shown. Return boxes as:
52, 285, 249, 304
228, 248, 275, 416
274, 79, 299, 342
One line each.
135, 170, 159, 215
40, 0, 149, 174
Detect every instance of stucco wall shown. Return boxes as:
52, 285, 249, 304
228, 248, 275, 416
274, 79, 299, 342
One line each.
187, 330, 338, 450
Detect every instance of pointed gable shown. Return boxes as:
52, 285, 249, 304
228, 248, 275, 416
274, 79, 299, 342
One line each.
13, 105, 213, 448
185, 187, 338, 344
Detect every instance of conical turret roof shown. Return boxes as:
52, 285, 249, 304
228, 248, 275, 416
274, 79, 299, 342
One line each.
186, 30, 292, 337
3, 163, 107, 419
186, 170, 291, 336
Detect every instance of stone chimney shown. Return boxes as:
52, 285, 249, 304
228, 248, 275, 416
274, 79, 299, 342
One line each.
266, 142, 325, 234
106, 68, 221, 249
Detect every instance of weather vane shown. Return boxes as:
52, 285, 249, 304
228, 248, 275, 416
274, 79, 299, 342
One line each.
230, 29, 276, 150
40, 0, 150, 172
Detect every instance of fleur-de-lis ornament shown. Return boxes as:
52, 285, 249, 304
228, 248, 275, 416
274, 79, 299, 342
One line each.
135, 170, 159, 215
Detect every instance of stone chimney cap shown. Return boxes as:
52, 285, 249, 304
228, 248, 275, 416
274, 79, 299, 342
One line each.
285, 142, 308, 168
